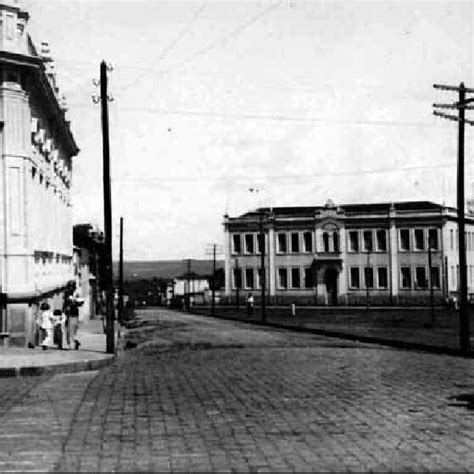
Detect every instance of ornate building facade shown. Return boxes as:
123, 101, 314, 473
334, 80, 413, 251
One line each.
224, 201, 474, 306
0, 0, 79, 346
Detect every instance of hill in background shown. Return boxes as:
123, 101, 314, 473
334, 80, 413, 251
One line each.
113, 259, 225, 281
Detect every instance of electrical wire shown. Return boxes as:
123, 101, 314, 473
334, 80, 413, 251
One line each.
161, 1, 281, 77
68, 102, 444, 128
110, 163, 458, 184
118, 2, 207, 92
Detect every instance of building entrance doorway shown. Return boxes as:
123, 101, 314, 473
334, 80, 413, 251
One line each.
324, 267, 338, 305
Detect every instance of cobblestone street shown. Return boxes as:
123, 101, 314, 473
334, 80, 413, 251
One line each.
1, 309, 474, 472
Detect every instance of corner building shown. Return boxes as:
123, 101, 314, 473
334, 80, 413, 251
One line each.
224, 201, 474, 306
0, 0, 79, 346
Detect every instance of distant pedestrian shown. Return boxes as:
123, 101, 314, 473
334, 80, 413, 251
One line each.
36, 302, 54, 350
246, 292, 254, 317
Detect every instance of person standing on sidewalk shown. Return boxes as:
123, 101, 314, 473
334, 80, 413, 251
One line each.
64, 284, 84, 350
65, 296, 82, 350
52, 309, 66, 350
36, 302, 54, 350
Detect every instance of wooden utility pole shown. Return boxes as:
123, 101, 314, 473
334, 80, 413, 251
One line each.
118, 217, 124, 325
366, 250, 370, 312
428, 241, 435, 326
235, 258, 240, 308
211, 244, 216, 317
259, 210, 266, 323
433, 82, 474, 354
100, 60, 114, 354
187, 259, 191, 311
205, 243, 223, 316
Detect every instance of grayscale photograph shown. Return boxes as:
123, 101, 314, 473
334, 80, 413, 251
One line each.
0, 0, 473, 471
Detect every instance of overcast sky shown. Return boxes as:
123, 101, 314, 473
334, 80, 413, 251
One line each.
23, 0, 474, 260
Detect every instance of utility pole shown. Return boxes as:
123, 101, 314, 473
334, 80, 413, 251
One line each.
235, 258, 240, 308
428, 241, 435, 327
205, 243, 223, 316
187, 259, 191, 311
259, 210, 266, 323
95, 60, 115, 354
366, 250, 370, 312
212, 244, 216, 316
433, 82, 474, 354
118, 217, 124, 325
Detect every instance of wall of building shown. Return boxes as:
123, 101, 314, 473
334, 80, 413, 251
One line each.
0, 3, 77, 347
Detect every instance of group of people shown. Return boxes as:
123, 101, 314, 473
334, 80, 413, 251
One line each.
35, 283, 84, 350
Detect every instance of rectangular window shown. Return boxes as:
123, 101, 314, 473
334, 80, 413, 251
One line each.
303, 231, 313, 252
350, 267, 360, 288
415, 267, 427, 288
363, 230, 373, 252
431, 267, 440, 289
450, 229, 454, 250
349, 231, 359, 252
291, 232, 300, 253
400, 229, 410, 251
376, 229, 387, 252
428, 228, 439, 250
401, 267, 411, 289
277, 233, 287, 253
451, 265, 455, 288
232, 234, 242, 254
291, 268, 300, 288
304, 267, 313, 288
414, 229, 425, 251
245, 234, 254, 254
278, 268, 287, 289
378, 267, 388, 289
364, 267, 374, 288
245, 268, 254, 289
233, 268, 242, 289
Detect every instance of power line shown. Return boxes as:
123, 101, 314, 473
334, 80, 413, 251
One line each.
68, 102, 443, 128
162, 1, 281, 77
118, 2, 207, 92
61, 2, 279, 92
109, 163, 459, 184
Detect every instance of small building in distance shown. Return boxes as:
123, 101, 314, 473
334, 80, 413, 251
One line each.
223, 200, 474, 306
167, 272, 212, 306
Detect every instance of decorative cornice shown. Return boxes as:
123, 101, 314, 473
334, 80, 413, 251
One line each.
0, 50, 79, 157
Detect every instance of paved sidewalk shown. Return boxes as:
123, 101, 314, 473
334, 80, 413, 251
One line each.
0, 319, 117, 377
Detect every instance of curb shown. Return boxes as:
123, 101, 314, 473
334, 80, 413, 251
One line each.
188, 310, 474, 359
0, 354, 116, 378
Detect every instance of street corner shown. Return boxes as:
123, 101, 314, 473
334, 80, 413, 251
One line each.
0, 350, 116, 378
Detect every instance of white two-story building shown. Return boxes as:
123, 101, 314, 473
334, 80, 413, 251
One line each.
224, 200, 474, 306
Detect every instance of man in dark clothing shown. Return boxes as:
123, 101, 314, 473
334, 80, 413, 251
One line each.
63, 282, 83, 350
68, 299, 80, 350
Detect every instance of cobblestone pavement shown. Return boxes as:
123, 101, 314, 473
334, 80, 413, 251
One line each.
1, 309, 474, 472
